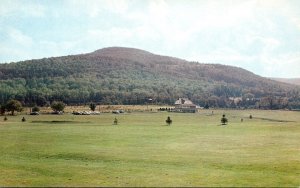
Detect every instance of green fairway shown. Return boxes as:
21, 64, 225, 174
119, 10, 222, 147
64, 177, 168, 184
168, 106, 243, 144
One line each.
0, 110, 299, 186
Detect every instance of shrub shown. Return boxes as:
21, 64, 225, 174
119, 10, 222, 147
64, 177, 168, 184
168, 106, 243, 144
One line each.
89, 103, 96, 111
166, 116, 172, 126
221, 114, 228, 125
32, 106, 40, 112
113, 117, 118, 125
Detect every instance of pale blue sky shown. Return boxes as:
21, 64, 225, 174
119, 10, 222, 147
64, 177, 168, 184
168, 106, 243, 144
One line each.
0, 0, 300, 78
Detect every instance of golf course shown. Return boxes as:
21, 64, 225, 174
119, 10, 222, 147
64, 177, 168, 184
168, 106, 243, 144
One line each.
0, 109, 299, 187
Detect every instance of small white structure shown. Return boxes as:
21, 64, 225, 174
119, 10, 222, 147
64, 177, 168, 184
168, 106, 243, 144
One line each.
173, 98, 197, 113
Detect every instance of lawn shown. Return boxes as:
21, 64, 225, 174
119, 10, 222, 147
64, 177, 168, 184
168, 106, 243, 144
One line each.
0, 109, 299, 186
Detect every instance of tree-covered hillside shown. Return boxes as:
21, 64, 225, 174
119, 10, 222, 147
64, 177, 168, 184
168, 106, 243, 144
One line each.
270, 78, 300, 86
0, 47, 299, 109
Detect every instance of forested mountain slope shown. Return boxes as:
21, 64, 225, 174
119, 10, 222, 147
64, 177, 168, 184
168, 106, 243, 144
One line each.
0, 47, 299, 109
270, 78, 300, 86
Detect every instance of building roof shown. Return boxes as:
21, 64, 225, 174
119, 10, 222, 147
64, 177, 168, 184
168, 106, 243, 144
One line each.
175, 98, 195, 105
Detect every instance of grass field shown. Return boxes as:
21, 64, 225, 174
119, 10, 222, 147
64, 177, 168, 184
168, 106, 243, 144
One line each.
0, 109, 299, 187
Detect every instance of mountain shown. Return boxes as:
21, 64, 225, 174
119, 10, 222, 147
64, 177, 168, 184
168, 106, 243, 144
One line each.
0, 47, 299, 109
270, 78, 300, 86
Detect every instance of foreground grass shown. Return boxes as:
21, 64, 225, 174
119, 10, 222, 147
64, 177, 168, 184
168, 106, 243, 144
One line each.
0, 110, 299, 186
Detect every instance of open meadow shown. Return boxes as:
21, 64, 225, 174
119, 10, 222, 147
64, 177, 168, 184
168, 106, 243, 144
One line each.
0, 109, 299, 187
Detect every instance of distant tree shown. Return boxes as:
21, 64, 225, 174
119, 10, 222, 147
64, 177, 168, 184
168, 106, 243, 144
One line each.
204, 103, 209, 109
0, 105, 5, 115
208, 96, 219, 108
89, 102, 96, 111
32, 106, 40, 112
4, 116, 7, 121
51, 101, 65, 112
243, 93, 255, 101
113, 117, 118, 125
221, 114, 228, 125
5, 99, 23, 115
166, 116, 172, 126
259, 96, 278, 110
229, 101, 236, 109
22, 117, 26, 122
249, 114, 253, 119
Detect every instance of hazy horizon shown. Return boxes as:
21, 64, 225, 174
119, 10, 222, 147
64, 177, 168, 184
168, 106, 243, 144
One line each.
1, 0, 300, 78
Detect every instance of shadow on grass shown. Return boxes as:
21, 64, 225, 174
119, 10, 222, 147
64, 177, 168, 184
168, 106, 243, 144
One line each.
252, 117, 295, 123
31, 120, 91, 124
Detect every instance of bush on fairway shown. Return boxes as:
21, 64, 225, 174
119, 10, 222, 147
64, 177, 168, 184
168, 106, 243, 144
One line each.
166, 116, 172, 125
113, 117, 118, 125
221, 114, 228, 125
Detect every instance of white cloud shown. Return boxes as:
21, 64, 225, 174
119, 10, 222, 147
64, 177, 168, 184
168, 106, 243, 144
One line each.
247, 36, 281, 53
64, 0, 129, 17
187, 47, 255, 65
0, 45, 27, 63
261, 52, 300, 78
86, 27, 134, 44
0, 27, 35, 62
8, 28, 33, 47
0, 0, 45, 17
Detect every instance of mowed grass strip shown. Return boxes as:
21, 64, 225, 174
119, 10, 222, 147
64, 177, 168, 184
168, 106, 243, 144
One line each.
0, 110, 299, 186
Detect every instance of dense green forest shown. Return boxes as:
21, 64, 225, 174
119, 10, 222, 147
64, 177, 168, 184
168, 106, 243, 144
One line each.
0, 47, 299, 109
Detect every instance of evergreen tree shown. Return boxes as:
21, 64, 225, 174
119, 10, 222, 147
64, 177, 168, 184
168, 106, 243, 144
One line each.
89, 103, 96, 111
0, 105, 5, 115
166, 116, 172, 126
32, 106, 40, 112
113, 117, 118, 125
204, 103, 209, 109
221, 114, 228, 125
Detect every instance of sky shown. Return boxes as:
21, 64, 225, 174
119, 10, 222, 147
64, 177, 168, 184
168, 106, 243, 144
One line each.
0, 0, 300, 78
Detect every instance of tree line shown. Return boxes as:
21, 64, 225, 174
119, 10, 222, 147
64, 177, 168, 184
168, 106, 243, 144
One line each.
0, 99, 67, 115
0, 75, 299, 109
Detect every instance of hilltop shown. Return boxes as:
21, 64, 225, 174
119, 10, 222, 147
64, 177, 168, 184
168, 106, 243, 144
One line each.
0, 47, 299, 109
270, 78, 300, 86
